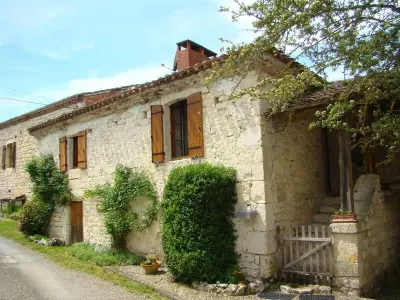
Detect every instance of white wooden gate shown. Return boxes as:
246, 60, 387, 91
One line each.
278, 225, 333, 281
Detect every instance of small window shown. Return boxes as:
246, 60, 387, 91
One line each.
171, 100, 188, 158
2, 142, 16, 169
6, 144, 13, 168
72, 136, 79, 169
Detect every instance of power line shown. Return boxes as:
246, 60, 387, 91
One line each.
0, 84, 52, 101
0, 96, 49, 106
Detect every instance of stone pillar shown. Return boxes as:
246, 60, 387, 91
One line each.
330, 222, 361, 295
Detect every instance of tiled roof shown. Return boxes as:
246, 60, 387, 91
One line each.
267, 82, 346, 115
0, 85, 133, 130
28, 50, 306, 133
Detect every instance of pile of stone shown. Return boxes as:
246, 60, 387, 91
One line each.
192, 279, 266, 296
31, 237, 65, 246
280, 284, 331, 295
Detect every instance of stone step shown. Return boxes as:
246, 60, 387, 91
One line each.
320, 205, 340, 214
322, 196, 341, 206
313, 213, 331, 224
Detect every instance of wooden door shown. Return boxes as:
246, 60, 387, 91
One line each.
70, 201, 83, 244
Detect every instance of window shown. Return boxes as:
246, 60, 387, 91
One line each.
1, 142, 16, 169
171, 100, 188, 158
150, 92, 204, 163
72, 136, 79, 168
59, 130, 87, 172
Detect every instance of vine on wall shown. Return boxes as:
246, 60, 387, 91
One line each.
85, 165, 158, 250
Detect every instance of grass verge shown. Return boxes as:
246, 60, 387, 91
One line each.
0, 219, 165, 300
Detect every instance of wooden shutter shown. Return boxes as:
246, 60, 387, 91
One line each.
10, 142, 16, 168
77, 130, 87, 169
59, 137, 68, 172
151, 105, 164, 163
1, 146, 5, 169
187, 92, 204, 157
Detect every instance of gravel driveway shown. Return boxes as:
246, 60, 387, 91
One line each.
0, 236, 151, 300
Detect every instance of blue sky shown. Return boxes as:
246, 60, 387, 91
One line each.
0, 0, 341, 122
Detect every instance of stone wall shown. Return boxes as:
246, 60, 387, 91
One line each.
261, 110, 325, 272
34, 70, 279, 277
331, 174, 400, 297
0, 106, 79, 200
48, 206, 71, 244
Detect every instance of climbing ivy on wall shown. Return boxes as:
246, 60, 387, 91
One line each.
20, 154, 72, 235
85, 165, 158, 250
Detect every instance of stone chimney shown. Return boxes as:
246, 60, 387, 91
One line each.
173, 40, 217, 72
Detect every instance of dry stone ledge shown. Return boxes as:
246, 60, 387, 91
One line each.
192, 280, 266, 296
280, 284, 331, 295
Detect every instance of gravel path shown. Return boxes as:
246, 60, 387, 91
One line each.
0, 236, 151, 300
115, 266, 261, 300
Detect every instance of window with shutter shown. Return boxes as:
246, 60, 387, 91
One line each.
151, 105, 164, 163
1, 145, 6, 170
6, 144, 12, 168
10, 142, 16, 168
59, 137, 68, 172
171, 101, 188, 158
187, 92, 204, 157
77, 130, 87, 169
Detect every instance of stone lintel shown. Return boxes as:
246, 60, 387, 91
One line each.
331, 222, 360, 234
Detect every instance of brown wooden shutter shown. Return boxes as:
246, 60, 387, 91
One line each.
59, 137, 68, 172
1, 145, 6, 169
77, 130, 87, 169
10, 142, 16, 168
187, 92, 204, 157
151, 105, 164, 163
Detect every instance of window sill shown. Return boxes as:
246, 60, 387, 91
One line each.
171, 156, 190, 161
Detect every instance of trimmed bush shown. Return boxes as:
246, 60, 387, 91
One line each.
162, 163, 237, 283
19, 201, 52, 235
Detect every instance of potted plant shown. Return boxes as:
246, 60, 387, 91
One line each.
140, 256, 161, 275
331, 210, 357, 223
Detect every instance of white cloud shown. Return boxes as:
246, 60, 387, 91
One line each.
36, 65, 170, 102
216, 0, 259, 44
37, 50, 70, 61
0, 65, 170, 121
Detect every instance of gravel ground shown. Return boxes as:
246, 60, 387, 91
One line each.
114, 266, 373, 300
0, 236, 151, 300
115, 266, 262, 300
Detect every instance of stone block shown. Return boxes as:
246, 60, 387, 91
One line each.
246, 232, 267, 255
251, 181, 266, 204
331, 223, 360, 234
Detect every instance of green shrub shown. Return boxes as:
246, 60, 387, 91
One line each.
20, 155, 72, 235
162, 163, 237, 283
25, 154, 72, 207
68, 242, 142, 266
19, 201, 52, 235
85, 165, 158, 250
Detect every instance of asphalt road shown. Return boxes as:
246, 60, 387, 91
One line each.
0, 236, 150, 300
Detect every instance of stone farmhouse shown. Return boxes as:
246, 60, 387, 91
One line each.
0, 40, 399, 296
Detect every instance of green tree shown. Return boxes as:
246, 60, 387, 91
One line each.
211, 0, 400, 161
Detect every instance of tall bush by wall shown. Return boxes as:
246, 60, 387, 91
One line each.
162, 163, 237, 283
20, 154, 71, 235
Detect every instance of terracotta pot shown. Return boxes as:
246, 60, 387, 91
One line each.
140, 262, 160, 274
331, 213, 357, 223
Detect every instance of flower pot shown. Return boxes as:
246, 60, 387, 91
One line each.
140, 262, 160, 275
331, 213, 357, 223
